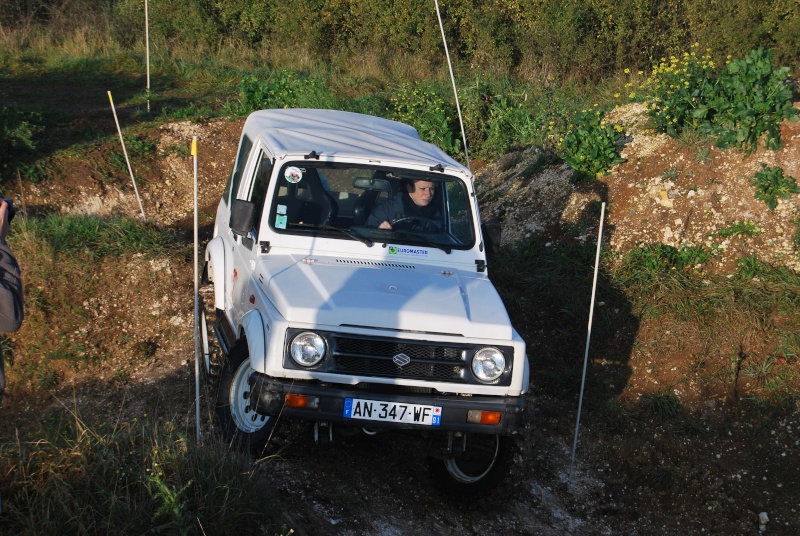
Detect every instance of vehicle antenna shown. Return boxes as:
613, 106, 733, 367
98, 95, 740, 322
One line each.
569, 202, 606, 482
433, 0, 470, 170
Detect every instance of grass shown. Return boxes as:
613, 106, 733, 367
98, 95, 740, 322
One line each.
0, 410, 284, 534
12, 214, 180, 258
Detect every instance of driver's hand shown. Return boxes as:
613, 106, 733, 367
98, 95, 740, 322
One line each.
378, 221, 392, 230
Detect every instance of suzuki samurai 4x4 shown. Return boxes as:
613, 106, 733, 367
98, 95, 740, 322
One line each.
204, 108, 529, 495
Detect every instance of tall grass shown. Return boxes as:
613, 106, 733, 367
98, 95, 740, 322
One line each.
0, 410, 283, 535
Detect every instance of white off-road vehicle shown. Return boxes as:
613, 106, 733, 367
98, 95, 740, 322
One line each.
204, 109, 529, 495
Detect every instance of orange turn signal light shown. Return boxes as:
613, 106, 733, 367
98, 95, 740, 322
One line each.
467, 410, 502, 425
284, 394, 319, 409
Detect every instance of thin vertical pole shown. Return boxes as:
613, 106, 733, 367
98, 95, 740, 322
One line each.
433, 0, 470, 170
192, 137, 201, 443
145, 0, 151, 113
569, 202, 606, 480
107, 91, 147, 221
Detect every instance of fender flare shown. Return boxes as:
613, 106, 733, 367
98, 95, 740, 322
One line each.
240, 309, 266, 371
205, 236, 226, 311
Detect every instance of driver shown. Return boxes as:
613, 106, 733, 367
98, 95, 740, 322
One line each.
367, 179, 441, 230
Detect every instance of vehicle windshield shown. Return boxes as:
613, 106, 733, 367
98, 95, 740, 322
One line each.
268, 162, 476, 250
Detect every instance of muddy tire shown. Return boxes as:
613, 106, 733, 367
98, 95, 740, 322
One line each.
215, 341, 275, 452
427, 433, 518, 498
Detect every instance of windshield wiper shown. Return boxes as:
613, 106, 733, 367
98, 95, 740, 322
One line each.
292, 223, 374, 247
388, 231, 452, 254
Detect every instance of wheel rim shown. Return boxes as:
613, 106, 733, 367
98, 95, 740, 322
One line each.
229, 357, 269, 433
444, 434, 501, 484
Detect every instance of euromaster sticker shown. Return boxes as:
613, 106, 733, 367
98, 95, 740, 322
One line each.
388, 245, 429, 256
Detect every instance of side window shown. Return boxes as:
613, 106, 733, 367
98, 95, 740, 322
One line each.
249, 151, 273, 235
225, 134, 254, 205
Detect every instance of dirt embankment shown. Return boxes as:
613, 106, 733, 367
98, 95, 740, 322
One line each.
2, 103, 800, 535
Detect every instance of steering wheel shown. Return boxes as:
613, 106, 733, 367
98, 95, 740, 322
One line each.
391, 216, 439, 232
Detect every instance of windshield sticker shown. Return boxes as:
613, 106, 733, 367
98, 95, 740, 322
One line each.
275, 215, 287, 229
284, 166, 303, 184
389, 245, 429, 257
276, 204, 287, 215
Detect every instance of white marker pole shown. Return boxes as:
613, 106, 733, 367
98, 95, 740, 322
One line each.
107, 91, 147, 221
433, 0, 470, 170
192, 136, 201, 444
145, 0, 151, 113
569, 202, 606, 481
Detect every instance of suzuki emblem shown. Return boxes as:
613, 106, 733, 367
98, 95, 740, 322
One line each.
393, 353, 411, 367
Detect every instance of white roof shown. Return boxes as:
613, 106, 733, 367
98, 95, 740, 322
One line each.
243, 109, 468, 174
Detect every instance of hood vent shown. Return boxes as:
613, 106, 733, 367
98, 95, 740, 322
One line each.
335, 258, 416, 270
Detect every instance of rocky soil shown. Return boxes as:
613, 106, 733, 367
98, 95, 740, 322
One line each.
2, 102, 800, 535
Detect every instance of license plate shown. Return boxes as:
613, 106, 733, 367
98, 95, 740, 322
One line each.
343, 398, 442, 426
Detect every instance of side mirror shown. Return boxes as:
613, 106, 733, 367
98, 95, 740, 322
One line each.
481, 220, 502, 256
230, 199, 256, 237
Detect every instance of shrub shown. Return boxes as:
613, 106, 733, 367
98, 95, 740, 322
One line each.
644, 43, 718, 137
709, 48, 798, 153
558, 107, 626, 179
231, 70, 335, 116
645, 47, 798, 153
750, 164, 799, 210
0, 104, 41, 176
388, 83, 461, 156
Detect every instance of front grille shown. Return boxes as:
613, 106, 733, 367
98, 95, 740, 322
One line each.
332, 336, 467, 382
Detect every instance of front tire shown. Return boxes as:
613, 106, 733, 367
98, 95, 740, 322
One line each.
427, 433, 516, 498
215, 341, 275, 452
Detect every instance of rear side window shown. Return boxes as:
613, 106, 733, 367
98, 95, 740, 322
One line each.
225, 134, 254, 205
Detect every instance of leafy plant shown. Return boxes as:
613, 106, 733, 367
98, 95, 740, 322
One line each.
646, 47, 798, 153
750, 164, 799, 210
717, 220, 761, 238
388, 83, 461, 156
0, 104, 42, 176
708, 48, 798, 153
644, 43, 718, 137
618, 244, 716, 283
558, 108, 626, 179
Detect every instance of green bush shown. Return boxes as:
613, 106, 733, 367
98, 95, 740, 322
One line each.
0, 105, 41, 176
388, 83, 461, 156
231, 70, 336, 116
708, 48, 797, 152
646, 47, 798, 153
644, 44, 718, 137
558, 108, 626, 179
750, 164, 800, 210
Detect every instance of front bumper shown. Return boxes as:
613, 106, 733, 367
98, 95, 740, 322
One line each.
249, 373, 525, 435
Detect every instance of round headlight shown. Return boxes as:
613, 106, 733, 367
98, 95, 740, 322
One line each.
471, 347, 506, 383
290, 331, 327, 367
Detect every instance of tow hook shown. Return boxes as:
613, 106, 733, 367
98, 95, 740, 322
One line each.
314, 421, 333, 445
448, 431, 467, 456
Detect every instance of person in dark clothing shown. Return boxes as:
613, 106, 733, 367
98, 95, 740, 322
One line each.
366, 179, 442, 231
0, 199, 23, 408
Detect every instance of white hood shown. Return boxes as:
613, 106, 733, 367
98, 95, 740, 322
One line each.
259, 257, 512, 340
